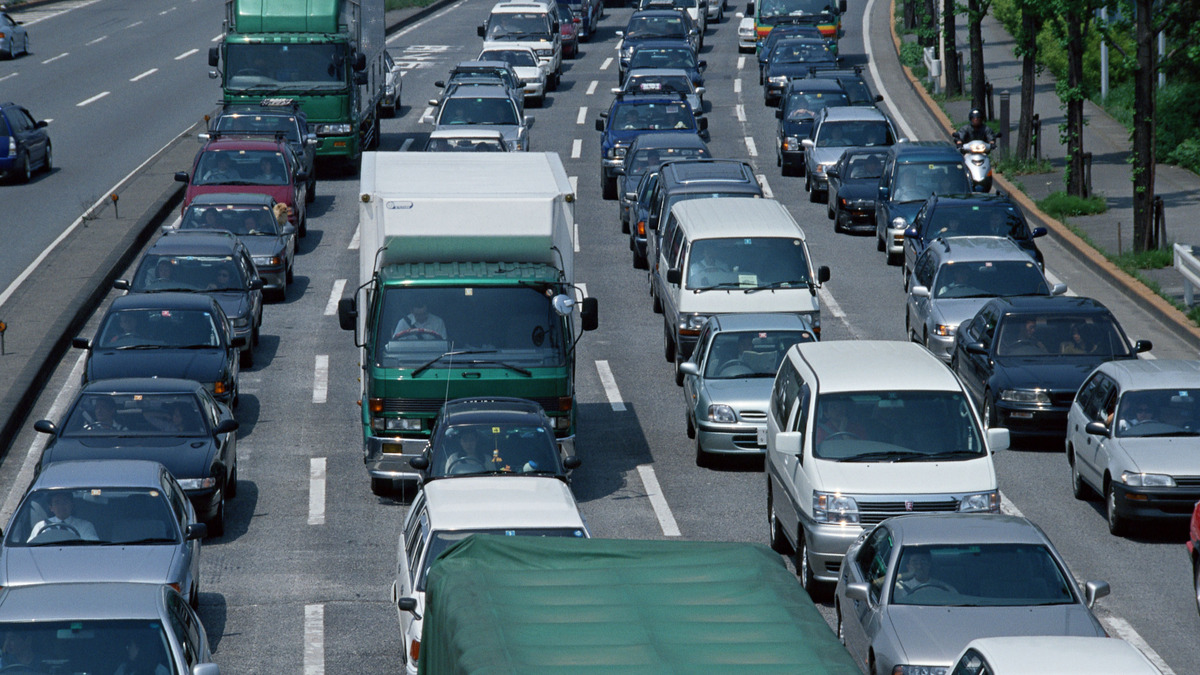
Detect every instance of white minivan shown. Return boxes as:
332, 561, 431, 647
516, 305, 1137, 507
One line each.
655, 197, 830, 384
765, 340, 1008, 595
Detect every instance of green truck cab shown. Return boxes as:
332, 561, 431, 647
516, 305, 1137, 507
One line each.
208, 0, 386, 170
338, 153, 598, 496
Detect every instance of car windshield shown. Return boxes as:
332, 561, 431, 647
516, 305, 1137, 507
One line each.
486, 12, 551, 39
479, 49, 539, 67
891, 162, 971, 203
843, 151, 886, 178
702, 330, 814, 379
812, 391, 986, 460
375, 286, 568, 368
224, 42, 345, 90
97, 309, 221, 349
194, 149, 288, 186
626, 74, 693, 95
628, 145, 709, 174
629, 47, 696, 70
816, 120, 892, 147
416, 529, 587, 591
213, 113, 301, 143
625, 15, 688, 39
61, 393, 208, 438
890, 544, 1075, 607
425, 136, 507, 151
438, 97, 519, 126
611, 102, 695, 131
131, 254, 246, 293
931, 260, 1049, 299
923, 204, 1030, 240
7, 488, 179, 547
0, 620, 176, 674
1115, 389, 1200, 437
837, 77, 874, 105
428, 422, 560, 477
180, 205, 280, 236
784, 90, 849, 119
685, 237, 809, 290
759, 0, 835, 21
771, 40, 834, 63
996, 314, 1132, 358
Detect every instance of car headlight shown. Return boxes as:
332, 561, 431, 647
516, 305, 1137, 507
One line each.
999, 388, 1051, 405
535, 48, 552, 57
783, 136, 801, 151
252, 256, 281, 267
891, 216, 908, 230
813, 492, 859, 524
707, 404, 736, 423
177, 477, 218, 491
768, 75, 788, 85
959, 490, 999, 513
739, 26, 754, 37
316, 123, 352, 136
553, 414, 571, 430
507, 139, 521, 151
621, 45, 634, 58
607, 145, 627, 159
931, 323, 956, 337
232, 316, 251, 329
893, 667, 948, 675
1121, 472, 1175, 487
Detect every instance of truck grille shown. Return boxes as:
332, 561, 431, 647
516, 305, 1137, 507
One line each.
858, 498, 960, 525
381, 396, 564, 414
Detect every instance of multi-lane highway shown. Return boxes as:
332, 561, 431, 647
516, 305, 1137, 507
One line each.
3, 0, 1200, 672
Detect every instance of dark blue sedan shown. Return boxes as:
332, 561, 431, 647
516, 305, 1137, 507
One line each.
0, 102, 50, 183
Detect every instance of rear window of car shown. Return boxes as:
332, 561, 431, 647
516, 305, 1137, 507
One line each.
923, 204, 1030, 241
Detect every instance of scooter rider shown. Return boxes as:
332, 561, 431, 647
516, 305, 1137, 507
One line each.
953, 109, 997, 149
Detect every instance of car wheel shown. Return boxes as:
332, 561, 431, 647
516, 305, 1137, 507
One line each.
1106, 481, 1127, 536
227, 465, 238, 499
1069, 451, 1093, 500
621, 216, 630, 235
16, 152, 31, 183
982, 394, 996, 430
632, 247, 646, 269
190, 582, 200, 611
877, 229, 885, 252
601, 171, 617, 200
651, 287, 663, 314
306, 179, 316, 203
886, 250, 902, 266
239, 345, 254, 369
1193, 557, 1200, 616
686, 413, 695, 439
370, 477, 393, 497
833, 205, 845, 233
835, 605, 844, 644
663, 322, 675, 363
826, 197, 835, 220
809, 186, 821, 203
208, 493, 226, 538
695, 437, 709, 467
286, 262, 295, 284
902, 264, 909, 291
768, 486, 793, 554
796, 533, 821, 598
804, 173, 811, 193
298, 212, 308, 237
22, 34, 28, 56
41, 142, 52, 173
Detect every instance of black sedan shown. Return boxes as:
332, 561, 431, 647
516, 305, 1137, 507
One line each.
616, 132, 710, 233
408, 397, 580, 489
762, 37, 837, 106
34, 378, 239, 536
756, 21, 829, 84
825, 148, 887, 233
775, 77, 849, 176
74, 293, 243, 405
627, 40, 707, 88
951, 296, 1151, 442
903, 192, 1048, 283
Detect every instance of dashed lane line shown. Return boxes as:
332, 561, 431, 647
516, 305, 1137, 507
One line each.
130, 68, 157, 82
571, 139, 582, 158
743, 136, 757, 157
325, 280, 346, 316
86, 35, 106, 45
76, 92, 110, 107
586, 80, 598, 95
576, 106, 587, 124
175, 48, 198, 60
600, 57, 612, 70
756, 174, 773, 199
42, 53, 68, 64
595, 360, 626, 412
304, 604, 324, 675
637, 465, 681, 536
735, 103, 745, 122
733, 78, 741, 93
313, 355, 329, 404
308, 458, 326, 525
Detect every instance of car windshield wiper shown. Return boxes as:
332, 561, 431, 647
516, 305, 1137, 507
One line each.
411, 349, 497, 377
28, 539, 101, 547
118, 537, 179, 545
744, 279, 812, 293
177, 344, 220, 349
114, 344, 163, 350
691, 281, 745, 292
141, 287, 193, 293
206, 287, 246, 292
1132, 430, 1200, 437
896, 450, 983, 461
840, 451, 913, 463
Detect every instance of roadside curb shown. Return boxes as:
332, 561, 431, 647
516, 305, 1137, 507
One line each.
885, 0, 1200, 346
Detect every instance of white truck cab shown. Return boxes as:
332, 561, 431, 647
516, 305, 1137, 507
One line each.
479, 1, 564, 89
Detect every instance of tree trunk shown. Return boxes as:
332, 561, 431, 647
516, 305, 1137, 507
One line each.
1131, 0, 1158, 251
1016, 12, 1038, 161
920, 0, 937, 47
1064, 13, 1087, 196
968, 0, 987, 112
944, 0, 961, 96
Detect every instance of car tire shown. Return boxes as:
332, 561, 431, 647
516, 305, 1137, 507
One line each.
240, 345, 254, 369
286, 262, 295, 284
768, 486, 793, 554
370, 477, 393, 497
601, 171, 617, 200
1106, 481, 1127, 536
796, 532, 822, 598
663, 322, 675, 363
1069, 451, 1093, 500
208, 494, 226, 538
982, 394, 996, 430
227, 465, 238, 499
826, 197, 835, 220
885, 250, 902, 266
651, 287, 662, 313
633, 247, 646, 269
306, 179, 316, 203
809, 186, 821, 203
804, 173, 811, 193
877, 229, 885, 252
1193, 557, 1200, 616
42, 142, 52, 173
686, 413, 695, 439
15, 152, 31, 183
833, 204, 845, 233
21, 34, 28, 56
694, 437, 709, 468
190, 582, 200, 611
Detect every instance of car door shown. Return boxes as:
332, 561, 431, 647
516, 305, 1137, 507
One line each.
906, 250, 936, 338
16, 108, 46, 165
1069, 371, 1105, 470
239, 250, 264, 327
683, 321, 713, 419
960, 308, 998, 405
202, 390, 236, 476
396, 502, 430, 658
663, 231, 687, 334
1078, 375, 1118, 487
844, 525, 893, 662
954, 312, 987, 404
164, 474, 202, 588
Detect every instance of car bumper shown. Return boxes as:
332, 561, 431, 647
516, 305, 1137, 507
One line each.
803, 520, 862, 583
696, 422, 767, 454
764, 82, 787, 100
809, 173, 829, 191
994, 402, 1068, 437
738, 36, 757, 51
1110, 483, 1200, 520
257, 267, 286, 291
630, 234, 647, 259
926, 332, 955, 362
523, 81, 546, 98
885, 225, 906, 255
231, 324, 253, 352
364, 434, 424, 483
780, 148, 804, 166
183, 487, 222, 523
602, 158, 623, 172
0, 156, 16, 172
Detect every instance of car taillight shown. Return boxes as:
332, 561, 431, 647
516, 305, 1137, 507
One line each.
637, 221, 646, 236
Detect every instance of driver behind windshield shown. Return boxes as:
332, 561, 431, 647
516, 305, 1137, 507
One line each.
28, 492, 99, 542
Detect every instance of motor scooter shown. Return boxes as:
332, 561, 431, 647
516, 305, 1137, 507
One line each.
961, 138, 997, 192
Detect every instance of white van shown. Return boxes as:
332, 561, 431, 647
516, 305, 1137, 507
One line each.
655, 197, 830, 384
765, 340, 1008, 594
478, 1, 563, 89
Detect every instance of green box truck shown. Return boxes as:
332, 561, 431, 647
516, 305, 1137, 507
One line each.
338, 152, 598, 496
208, 0, 386, 170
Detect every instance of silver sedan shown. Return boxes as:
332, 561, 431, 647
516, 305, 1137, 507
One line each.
835, 514, 1110, 675
0, 460, 206, 607
0, 12, 28, 59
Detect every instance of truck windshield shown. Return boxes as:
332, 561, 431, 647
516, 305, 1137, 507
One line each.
376, 287, 567, 369
225, 43, 345, 91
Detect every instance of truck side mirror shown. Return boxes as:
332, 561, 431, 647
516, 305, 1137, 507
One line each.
354, 52, 367, 71
72, 337, 90, 350
581, 297, 599, 331
409, 456, 429, 470
337, 297, 358, 331
208, 47, 219, 67
354, 72, 368, 85
666, 268, 681, 285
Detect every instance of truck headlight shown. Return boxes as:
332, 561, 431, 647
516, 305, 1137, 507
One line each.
813, 492, 859, 524
706, 404, 736, 423
999, 388, 1050, 405
678, 314, 708, 336
783, 136, 800, 151
553, 415, 571, 430
316, 123, 353, 136
372, 417, 422, 432
177, 477, 217, 491
232, 316, 250, 329
1121, 472, 1175, 487
959, 490, 999, 513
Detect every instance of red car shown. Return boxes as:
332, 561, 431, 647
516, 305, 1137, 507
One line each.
1190, 500, 1200, 613
556, 2, 579, 59
175, 136, 309, 236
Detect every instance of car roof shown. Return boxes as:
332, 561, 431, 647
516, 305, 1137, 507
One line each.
630, 39, 695, 51
200, 137, 286, 152
885, 513, 1047, 546
445, 84, 515, 100
783, 78, 844, 93
31, 460, 169, 491
629, 8, 689, 18
960, 636, 1161, 673
188, 192, 276, 207
928, 192, 1018, 208
671, 198, 802, 240
821, 106, 889, 122
711, 313, 816, 332
428, 128, 506, 140
480, 45, 538, 56
490, 0, 554, 13
147, 230, 244, 256
441, 396, 547, 423
790, 340, 963, 393
108, 292, 219, 312
984, 295, 1109, 317
661, 158, 757, 186
1097, 359, 1200, 390
887, 139, 959, 161
80, 377, 207, 395
629, 132, 709, 151
421, 477, 587, 531
454, 60, 516, 72
0, 583, 167, 622
924, 236, 1042, 265
626, 67, 691, 78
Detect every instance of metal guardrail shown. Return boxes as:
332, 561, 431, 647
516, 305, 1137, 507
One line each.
923, 46, 942, 94
1173, 243, 1200, 306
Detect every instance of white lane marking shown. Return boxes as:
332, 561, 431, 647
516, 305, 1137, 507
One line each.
637, 465, 681, 536
348, 224, 360, 250
573, 223, 580, 252
577, 282, 588, 299
1102, 616, 1175, 674
325, 279, 347, 316
211, 33, 223, 42
734, 78, 742, 93
159, 7, 176, 15
756, 174, 773, 199
388, 0, 467, 42
576, 106, 587, 124
41, 53, 68, 64
0, 73, 16, 83
569, 175, 578, 194
595, 360, 626, 412
600, 57, 613, 70
586, 80, 598, 95
127, 20, 144, 28
0, 124, 197, 311
862, 0, 917, 141
175, 48, 199, 60
86, 36, 107, 45
304, 604, 324, 674
16, 0, 103, 26
737, 55, 745, 70
420, 106, 434, 123
744, 136, 757, 157
308, 458, 326, 525
313, 355, 329, 404
399, 138, 414, 152
571, 139, 582, 159
130, 68, 158, 82
818, 286, 864, 339
0, 353, 86, 523
735, 104, 745, 122
76, 92, 110, 107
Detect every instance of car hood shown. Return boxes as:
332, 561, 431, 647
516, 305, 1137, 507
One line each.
43, 437, 214, 480
991, 356, 1105, 393
811, 455, 994, 493
928, 298, 993, 331
767, 61, 835, 80
837, 180, 880, 202
511, 65, 544, 81
483, 38, 555, 53
781, 118, 815, 136
211, 291, 251, 321
886, 200, 924, 223
88, 349, 226, 383
885, 604, 1104, 667
451, 124, 522, 144
808, 146, 848, 166
701, 377, 774, 408
677, 286, 818, 314
1, 545, 182, 587
1110, 436, 1200, 475
241, 236, 286, 259
187, 185, 293, 208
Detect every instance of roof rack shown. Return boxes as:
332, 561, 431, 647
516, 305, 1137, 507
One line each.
614, 91, 690, 103
807, 64, 863, 76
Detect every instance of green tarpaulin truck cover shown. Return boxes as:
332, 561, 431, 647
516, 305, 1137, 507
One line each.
417, 535, 862, 674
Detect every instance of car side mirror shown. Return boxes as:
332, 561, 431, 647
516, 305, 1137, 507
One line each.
1050, 283, 1067, 296
477, 24, 486, 36
698, 60, 707, 71
611, 87, 622, 95
113, 279, 131, 291
845, 583, 869, 602
581, 297, 599, 331
904, 226, 918, 238
801, 138, 814, 149
775, 109, 783, 119
696, 87, 706, 96
1084, 421, 1109, 437
35, 120, 48, 129
72, 337, 90, 350
1031, 226, 1048, 238
434, 80, 445, 88
295, 171, 308, 182
595, 118, 605, 132
774, 431, 801, 457
281, 224, 297, 236
1085, 580, 1110, 608
615, 30, 624, 37
878, 185, 890, 199
965, 341, 988, 356
34, 420, 57, 435
214, 418, 239, 435
910, 285, 929, 298
525, 116, 535, 128
817, 265, 830, 284
248, 278, 264, 291
679, 361, 700, 377
428, 98, 439, 108
409, 456, 429, 470
398, 597, 422, 619
186, 523, 208, 540
208, 47, 220, 67
564, 455, 582, 470
1134, 339, 1152, 354
874, 94, 883, 102
337, 297, 358, 331
986, 427, 1009, 452
666, 268, 681, 285
192, 662, 221, 675
825, 167, 839, 178
174, 172, 190, 183
230, 336, 247, 349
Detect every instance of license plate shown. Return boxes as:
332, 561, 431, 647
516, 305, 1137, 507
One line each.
756, 428, 767, 447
